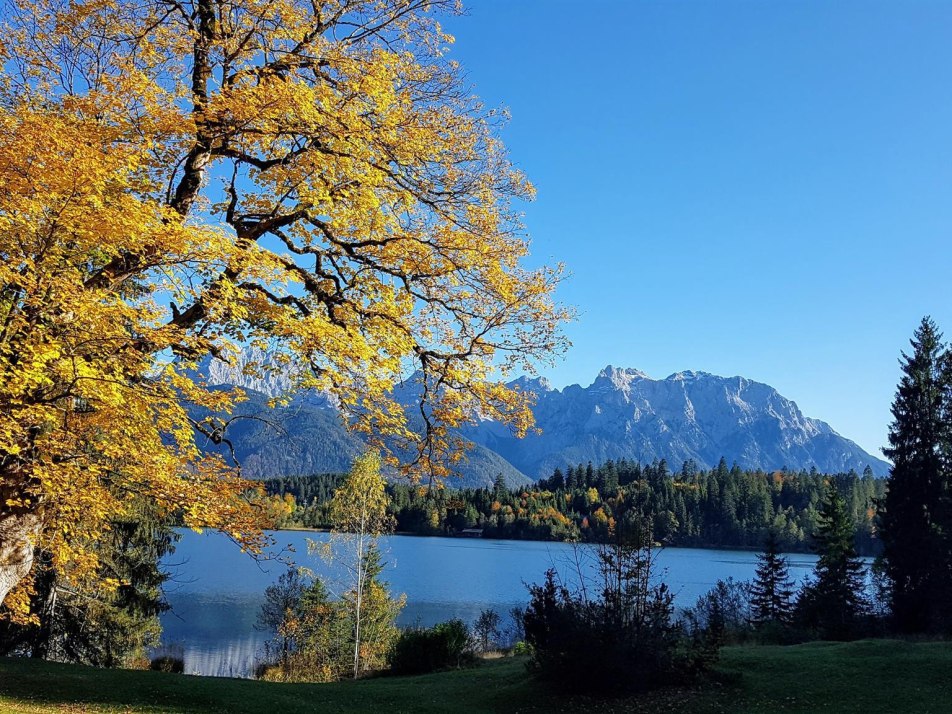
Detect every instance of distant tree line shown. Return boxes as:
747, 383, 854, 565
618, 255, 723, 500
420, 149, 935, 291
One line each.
264, 458, 884, 555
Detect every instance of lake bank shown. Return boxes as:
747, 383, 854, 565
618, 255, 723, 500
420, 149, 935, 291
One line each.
159, 530, 829, 677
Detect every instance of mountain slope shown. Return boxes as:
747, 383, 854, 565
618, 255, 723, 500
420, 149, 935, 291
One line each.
191, 381, 531, 490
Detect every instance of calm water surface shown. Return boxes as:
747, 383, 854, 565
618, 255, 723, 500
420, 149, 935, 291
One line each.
159, 530, 819, 677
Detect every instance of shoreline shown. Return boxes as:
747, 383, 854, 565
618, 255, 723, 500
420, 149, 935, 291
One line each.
271, 525, 829, 557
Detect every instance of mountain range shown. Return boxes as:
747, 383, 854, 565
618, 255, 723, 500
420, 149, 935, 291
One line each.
195, 353, 890, 488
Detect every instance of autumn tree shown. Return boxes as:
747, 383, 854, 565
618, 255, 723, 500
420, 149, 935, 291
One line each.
0, 0, 567, 608
256, 567, 308, 665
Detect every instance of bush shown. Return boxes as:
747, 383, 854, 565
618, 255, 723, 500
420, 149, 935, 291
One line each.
511, 640, 532, 656
388, 619, 473, 675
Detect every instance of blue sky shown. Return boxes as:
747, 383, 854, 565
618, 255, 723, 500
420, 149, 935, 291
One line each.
441, 1, 952, 459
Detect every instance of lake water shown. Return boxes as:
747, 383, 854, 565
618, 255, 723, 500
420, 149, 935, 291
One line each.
159, 530, 820, 677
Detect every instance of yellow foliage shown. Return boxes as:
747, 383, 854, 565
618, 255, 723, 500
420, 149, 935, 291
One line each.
329, 452, 391, 538
0, 0, 568, 605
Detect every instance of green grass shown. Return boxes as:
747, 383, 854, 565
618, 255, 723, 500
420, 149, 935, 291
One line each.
2, 640, 952, 713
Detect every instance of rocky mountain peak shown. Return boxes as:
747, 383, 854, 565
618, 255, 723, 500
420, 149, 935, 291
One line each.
508, 375, 554, 393
200, 346, 299, 398
593, 365, 650, 391
666, 369, 714, 382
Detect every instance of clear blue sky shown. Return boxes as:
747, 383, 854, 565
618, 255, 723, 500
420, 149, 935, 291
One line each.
442, 0, 952, 459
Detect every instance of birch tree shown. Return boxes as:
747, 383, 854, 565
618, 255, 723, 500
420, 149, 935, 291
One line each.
325, 451, 400, 678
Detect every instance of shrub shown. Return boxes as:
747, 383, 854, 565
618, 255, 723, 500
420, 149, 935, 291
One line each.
388, 619, 473, 675
511, 640, 532, 656
523, 521, 720, 696
149, 655, 184, 674
682, 578, 753, 644
473, 608, 501, 652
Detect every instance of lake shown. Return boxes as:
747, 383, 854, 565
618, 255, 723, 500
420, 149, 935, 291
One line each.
159, 530, 820, 677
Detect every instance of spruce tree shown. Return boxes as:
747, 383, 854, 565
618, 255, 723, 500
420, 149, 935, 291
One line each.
750, 531, 794, 626
0, 499, 176, 666
879, 316, 952, 633
799, 484, 868, 639
493, 473, 508, 501
565, 466, 577, 491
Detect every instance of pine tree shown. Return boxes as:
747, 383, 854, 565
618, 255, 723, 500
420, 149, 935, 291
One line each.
799, 484, 868, 639
602, 461, 619, 492
750, 531, 795, 626
340, 544, 404, 675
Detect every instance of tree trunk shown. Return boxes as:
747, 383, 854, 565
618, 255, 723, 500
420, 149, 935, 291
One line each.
0, 510, 42, 606
353, 532, 364, 679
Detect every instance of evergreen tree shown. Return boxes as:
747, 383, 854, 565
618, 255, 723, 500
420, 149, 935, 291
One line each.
750, 531, 794, 626
493, 473, 508, 501
0, 499, 176, 666
340, 543, 404, 675
878, 317, 952, 633
565, 466, 577, 491
326, 452, 401, 678
798, 484, 868, 639
602, 461, 619, 492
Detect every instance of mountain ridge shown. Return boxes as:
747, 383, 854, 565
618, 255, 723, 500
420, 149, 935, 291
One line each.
472, 364, 889, 478
194, 353, 890, 485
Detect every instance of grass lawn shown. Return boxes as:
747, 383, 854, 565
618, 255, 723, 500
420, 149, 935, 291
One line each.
2, 639, 951, 713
